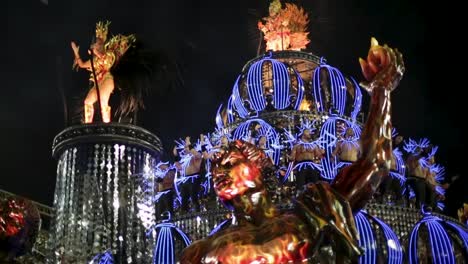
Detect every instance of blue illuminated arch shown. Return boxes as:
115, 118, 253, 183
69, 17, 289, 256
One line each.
354, 210, 403, 264
232, 119, 281, 165
150, 215, 191, 264
226, 55, 305, 114
313, 58, 348, 115
230, 75, 249, 120
408, 214, 468, 264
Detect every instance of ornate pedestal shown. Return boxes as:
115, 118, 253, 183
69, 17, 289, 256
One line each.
48, 123, 162, 263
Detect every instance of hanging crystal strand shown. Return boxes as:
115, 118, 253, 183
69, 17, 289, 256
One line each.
68, 148, 78, 253
114, 145, 124, 256
111, 144, 120, 254
51, 149, 67, 257
124, 147, 134, 262
134, 149, 143, 263
143, 150, 152, 263
82, 147, 92, 256
88, 144, 100, 257
95, 144, 107, 254
103, 144, 112, 250
63, 149, 73, 255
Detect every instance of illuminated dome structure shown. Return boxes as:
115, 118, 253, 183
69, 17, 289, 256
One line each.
408, 214, 468, 263
165, 48, 468, 262
158, 2, 468, 263
215, 50, 363, 181
224, 51, 362, 122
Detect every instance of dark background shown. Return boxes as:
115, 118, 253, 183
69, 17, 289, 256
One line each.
2, 0, 465, 218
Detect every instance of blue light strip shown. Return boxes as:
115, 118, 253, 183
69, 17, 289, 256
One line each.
153, 222, 191, 264
231, 75, 249, 119
212, 127, 232, 146
392, 148, 406, 184
209, 218, 231, 236
355, 211, 376, 264
429, 221, 455, 264
445, 221, 468, 251
215, 104, 224, 129
89, 250, 114, 264
294, 69, 305, 110
409, 215, 457, 264
350, 77, 362, 120
317, 117, 361, 180
319, 118, 338, 180
312, 60, 348, 115
247, 60, 267, 111
312, 66, 325, 112
271, 60, 290, 110
408, 222, 422, 264
227, 96, 235, 124
329, 66, 347, 115
175, 225, 192, 246
365, 212, 403, 264
403, 138, 430, 154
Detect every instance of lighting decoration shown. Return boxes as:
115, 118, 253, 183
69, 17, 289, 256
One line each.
312, 57, 348, 115
391, 148, 406, 183
89, 250, 114, 264
355, 211, 376, 263
404, 138, 446, 209
403, 138, 431, 154
319, 117, 361, 180
201, 133, 214, 196
227, 55, 305, 121
173, 139, 202, 204
367, 214, 404, 264
153, 161, 173, 203
226, 97, 235, 124
208, 218, 232, 236
282, 119, 333, 182
282, 119, 316, 147
428, 164, 446, 210
350, 77, 363, 120
354, 210, 404, 264
154, 161, 171, 180
149, 212, 191, 264
232, 119, 281, 165
445, 221, 468, 251
211, 127, 232, 146
49, 124, 162, 262
229, 76, 249, 121
408, 214, 468, 264
215, 104, 225, 129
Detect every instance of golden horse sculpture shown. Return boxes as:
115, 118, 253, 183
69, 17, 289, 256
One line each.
71, 21, 135, 123
179, 38, 405, 263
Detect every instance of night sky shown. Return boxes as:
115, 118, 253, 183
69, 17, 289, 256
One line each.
2, 1, 465, 218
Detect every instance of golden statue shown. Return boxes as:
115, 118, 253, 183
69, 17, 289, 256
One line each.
258, 0, 310, 51
71, 21, 135, 123
179, 38, 405, 263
